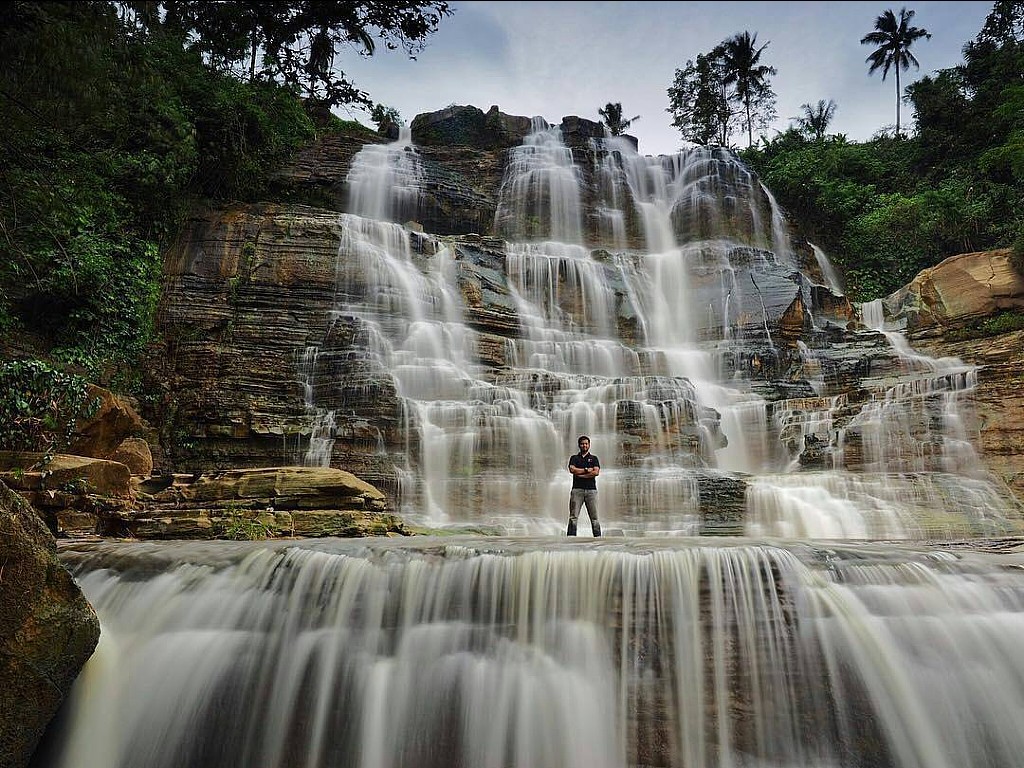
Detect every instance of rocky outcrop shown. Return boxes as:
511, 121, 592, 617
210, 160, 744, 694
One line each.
70, 385, 148, 458
411, 104, 534, 149
0, 452, 134, 536
0, 481, 99, 768
885, 249, 1023, 336
883, 249, 1024, 501
119, 467, 403, 539
0, 451, 402, 540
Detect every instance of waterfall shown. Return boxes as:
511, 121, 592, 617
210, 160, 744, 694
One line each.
283, 125, 1024, 539
493, 118, 584, 244
347, 127, 424, 224
40, 538, 1024, 768
809, 241, 844, 294
34, 115, 1024, 768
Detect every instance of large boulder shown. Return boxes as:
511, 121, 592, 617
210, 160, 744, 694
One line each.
0, 481, 99, 768
109, 466, 404, 539
411, 104, 533, 149
69, 385, 149, 460
886, 248, 1024, 335
0, 452, 135, 536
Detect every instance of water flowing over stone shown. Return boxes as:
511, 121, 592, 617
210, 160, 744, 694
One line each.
279, 124, 1024, 539
346, 127, 424, 224
494, 118, 584, 244
809, 241, 844, 295
40, 538, 1024, 768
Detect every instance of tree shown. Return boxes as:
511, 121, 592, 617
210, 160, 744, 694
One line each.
597, 102, 640, 136
860, 7, 931, 138
130, 2, 454, 111
794, 99, 838, 142
721, 31, 778, 148
667, 47, 734, 146
370, 103, 402, 135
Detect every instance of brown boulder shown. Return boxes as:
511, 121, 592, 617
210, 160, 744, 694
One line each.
69, 385, 148, 460
0, 452, 133, 499
889, 249, 1024, 335
138, 466, 385, 510
0, 481, 100, 768
109, 437, 154, 476
106, 466, 401, 539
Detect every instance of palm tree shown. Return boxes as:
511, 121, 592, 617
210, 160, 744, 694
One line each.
721, 31, 778, 148
860, 8, 931, 137
795, 99, 838, 142
598, 102, 640, 136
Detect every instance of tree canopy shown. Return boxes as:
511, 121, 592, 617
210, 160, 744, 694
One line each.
598, 102, 641, 136
0, 1, 449, 383
123, 1, 453, 111
744, 1, 1023, 300
667, 31, 777, 148
794, 99, 838, 142
721, 31, 778, 148
860, 7, 931, 137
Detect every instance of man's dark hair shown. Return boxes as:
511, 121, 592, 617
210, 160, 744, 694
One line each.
577, 435, 590, 447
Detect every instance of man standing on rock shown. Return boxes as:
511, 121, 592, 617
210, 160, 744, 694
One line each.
567, 435, 601, 537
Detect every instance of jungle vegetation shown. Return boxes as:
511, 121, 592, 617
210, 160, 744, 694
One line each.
0, 0, 451, 389
670, 2, 1024, 300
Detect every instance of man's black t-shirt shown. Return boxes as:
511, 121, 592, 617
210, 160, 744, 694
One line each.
568, 452, 600, 490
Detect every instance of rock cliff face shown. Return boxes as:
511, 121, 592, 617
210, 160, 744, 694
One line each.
142, 108, 1023, 533
883, 249, 1024, 500
0, 482, 99, 768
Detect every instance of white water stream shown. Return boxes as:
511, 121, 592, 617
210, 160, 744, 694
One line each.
287, 122, 1020, 539
39, 538, 1024, 768
34, 120, 1024, 768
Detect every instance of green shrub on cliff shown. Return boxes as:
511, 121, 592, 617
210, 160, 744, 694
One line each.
0, 360, 98, 461
0, 3, 315, 382
1011, 231, 1024, 277
738, 3, 1024, 301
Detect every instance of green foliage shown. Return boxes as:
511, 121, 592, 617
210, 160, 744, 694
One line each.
0, 2, 325, 381
0, 359, 98, 460
597, 102, 640, 136
369, 103, 403, 134
793, 100, 837, 142
222, 506, 275, 540
667, 50, 732, 146
860, 7, 931, 137
721, 31, 778, 148
741, 3, 1024, 301
1012, 231, 1024, 276
135, 1, 454, 112
667, 31, 776, 148
946, 310, 1024, 341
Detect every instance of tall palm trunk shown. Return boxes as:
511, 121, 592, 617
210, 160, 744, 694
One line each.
746, 98, 753, 147
895, 66, 901, 136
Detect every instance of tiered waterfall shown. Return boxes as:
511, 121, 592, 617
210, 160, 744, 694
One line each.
37, 119, 1024, 768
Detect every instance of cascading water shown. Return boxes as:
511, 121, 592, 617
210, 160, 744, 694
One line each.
39, 538, 1024, 768
347, 126, 424, 223
291, 121, 1021, 539
36, 115, 1024, 768
808, 241, 844, 295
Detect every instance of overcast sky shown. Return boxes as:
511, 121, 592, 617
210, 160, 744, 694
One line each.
335, 1, 993, 156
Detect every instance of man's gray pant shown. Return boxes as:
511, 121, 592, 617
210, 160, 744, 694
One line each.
568, 489, 600, 536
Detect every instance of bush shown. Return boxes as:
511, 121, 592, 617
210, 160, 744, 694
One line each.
1011, 231, 1024, 277
0, 360, 99, 461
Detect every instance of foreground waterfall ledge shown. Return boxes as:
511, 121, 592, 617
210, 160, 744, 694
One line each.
39, 537, 1024, 768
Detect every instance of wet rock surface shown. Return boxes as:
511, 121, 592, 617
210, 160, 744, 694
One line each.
0, 482, 99, 768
